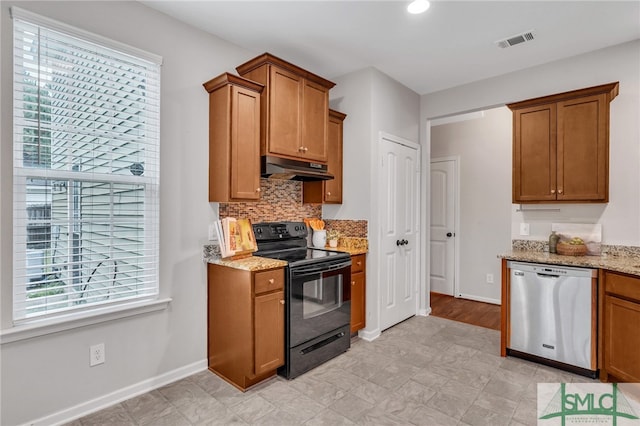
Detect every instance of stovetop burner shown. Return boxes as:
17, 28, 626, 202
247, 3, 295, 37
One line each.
256, 247, 347, 263
252, 221, 350, 265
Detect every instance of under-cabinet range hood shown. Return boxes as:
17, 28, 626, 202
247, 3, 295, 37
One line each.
261, 155, 334, 181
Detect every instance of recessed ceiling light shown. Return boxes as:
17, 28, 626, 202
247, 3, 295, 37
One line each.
407, 0, 430, 14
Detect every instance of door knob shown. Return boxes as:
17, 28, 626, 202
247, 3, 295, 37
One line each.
446, 232, 453, 237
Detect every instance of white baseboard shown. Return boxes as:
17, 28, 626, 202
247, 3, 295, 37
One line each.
457, 293, 501, 305
418, 307, 432, 316
358, 328, 381, 342
26, 359, 208, 426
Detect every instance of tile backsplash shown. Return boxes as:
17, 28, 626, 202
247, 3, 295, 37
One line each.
219, 178, 321, 223
218, 178, 368, 238
324, 219, 367, 238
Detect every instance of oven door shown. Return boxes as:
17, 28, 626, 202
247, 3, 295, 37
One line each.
288, 258, 351, 348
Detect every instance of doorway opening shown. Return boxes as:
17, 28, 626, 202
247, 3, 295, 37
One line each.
428, 106, 511, 322
429, 292, 500, 330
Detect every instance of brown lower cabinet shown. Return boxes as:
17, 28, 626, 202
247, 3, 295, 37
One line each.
207, 264, 285, 390
350, 254, 366, 333
599, 270, 640, 382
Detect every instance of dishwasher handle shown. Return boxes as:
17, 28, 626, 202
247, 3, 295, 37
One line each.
537, 272, 560, 278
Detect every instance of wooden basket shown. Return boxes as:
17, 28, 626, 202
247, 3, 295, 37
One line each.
556, 243, 588, 256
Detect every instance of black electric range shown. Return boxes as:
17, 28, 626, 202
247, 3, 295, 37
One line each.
252, 221, 352, 379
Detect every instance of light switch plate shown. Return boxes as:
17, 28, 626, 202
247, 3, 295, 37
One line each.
520, 223, 530, 236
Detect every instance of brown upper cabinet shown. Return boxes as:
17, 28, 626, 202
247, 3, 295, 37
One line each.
236, 53, 336, 164
203, 73, 263, 202
303, 109, 346, 204
507, 82, 618, 203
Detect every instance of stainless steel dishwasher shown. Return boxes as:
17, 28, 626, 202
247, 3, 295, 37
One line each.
508, 261, 597, 377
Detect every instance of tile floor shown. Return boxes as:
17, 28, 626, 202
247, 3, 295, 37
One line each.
66, 316, 596, 425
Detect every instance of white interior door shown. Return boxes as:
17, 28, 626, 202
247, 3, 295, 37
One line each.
380, 134, 420, 331
430, 158, 457, 296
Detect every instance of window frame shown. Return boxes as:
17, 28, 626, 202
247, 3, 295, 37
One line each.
10, 7, 164, 325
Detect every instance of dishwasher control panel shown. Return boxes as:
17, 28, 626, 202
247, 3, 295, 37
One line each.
507, 261, 597, 278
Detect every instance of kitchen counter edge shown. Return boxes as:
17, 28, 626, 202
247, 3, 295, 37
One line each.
499, 250, 640, 277
204, 253, 287, 272
324, 246, 368, 256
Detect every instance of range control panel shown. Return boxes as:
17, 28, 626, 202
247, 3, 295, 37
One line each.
252, 221, 308, 241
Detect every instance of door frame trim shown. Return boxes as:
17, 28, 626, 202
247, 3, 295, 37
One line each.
376, 131, 421, 331
430, 156, 460, 298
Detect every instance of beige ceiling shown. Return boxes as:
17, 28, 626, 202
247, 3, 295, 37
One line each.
142, 1, 640, 95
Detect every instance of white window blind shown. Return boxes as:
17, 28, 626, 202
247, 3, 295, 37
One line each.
12, 8, 161, 322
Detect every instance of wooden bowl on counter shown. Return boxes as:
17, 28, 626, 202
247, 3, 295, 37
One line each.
556, 242, 588, 256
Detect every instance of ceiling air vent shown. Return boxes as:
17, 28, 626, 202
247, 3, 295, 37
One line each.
495, 30, 535, 49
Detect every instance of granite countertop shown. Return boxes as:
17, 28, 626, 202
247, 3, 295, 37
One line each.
203, 245, 287, 271
325, 237, 368, 256
499, 249, 640, 277
207, 255, 287, 272
325, 246, 368, 256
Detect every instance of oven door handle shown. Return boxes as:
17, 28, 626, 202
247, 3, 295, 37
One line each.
291, 260, 351, 276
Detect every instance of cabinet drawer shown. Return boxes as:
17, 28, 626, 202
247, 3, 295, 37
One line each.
604, 272, 640, 302
255, 269, 284, 294
351, 255, 365, 274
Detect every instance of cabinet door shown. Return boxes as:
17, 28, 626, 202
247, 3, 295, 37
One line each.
323, 112, 344, 203
557, 94, 608, 201
230, 85, 261, 200
603, 295, 640, 382
268, 67, 302, 158
350, 272, 365, 333
303, 110, 345, 204
254, 291, 285, 375
512, 103, 557, 202
301, 79, 329, 162
350, 255, 366, 333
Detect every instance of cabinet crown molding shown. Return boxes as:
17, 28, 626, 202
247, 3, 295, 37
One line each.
236, 52, 336, 89
507, 82, 619, 110
203, 72, 264, 94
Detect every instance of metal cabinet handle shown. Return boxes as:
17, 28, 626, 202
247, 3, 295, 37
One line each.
280, 300, 285, 305
357, 261, 362, 266
446, 232, 453, 237
327, 192, 331, 196
268, 278, 274, 284
396, 239, 409, 246
558, 189, 563, 194
352, 281, 356, 286
551, 189, 556, 194
256, 188, 261, 192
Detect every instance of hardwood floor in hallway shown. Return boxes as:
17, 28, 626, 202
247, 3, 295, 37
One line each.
429, 292, 501, 331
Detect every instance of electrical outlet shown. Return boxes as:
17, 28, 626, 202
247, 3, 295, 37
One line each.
486, 273, 494, 284
520, 223, 530, 236
208, 223, 217, 241
90, 343, 105, 366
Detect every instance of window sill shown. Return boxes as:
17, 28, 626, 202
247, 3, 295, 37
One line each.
0, 298, 172, 344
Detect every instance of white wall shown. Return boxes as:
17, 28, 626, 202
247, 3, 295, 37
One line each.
422, 40, 640, 248
0, 2, 253, 424
327, 68, 420, 339
431, 107, 512, 303
326, 68, 374, 221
